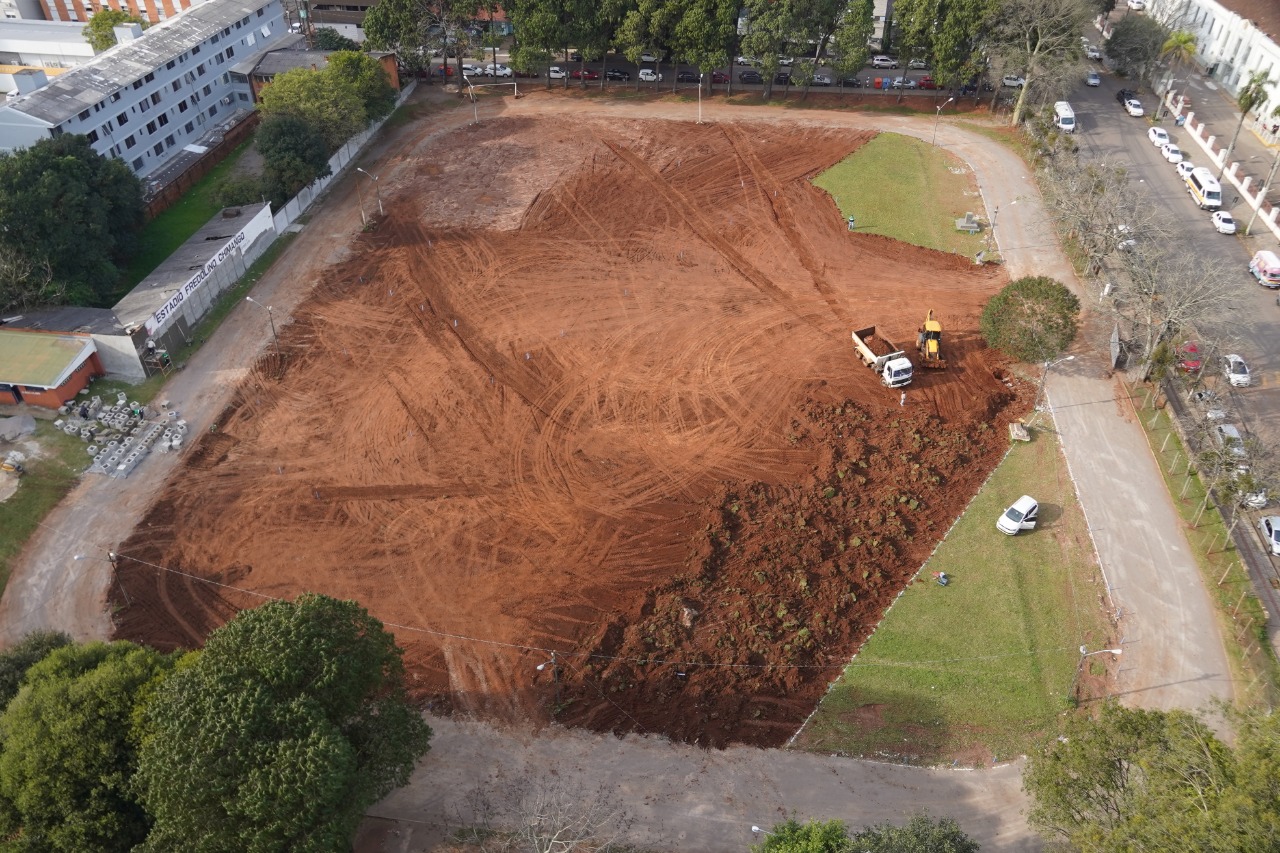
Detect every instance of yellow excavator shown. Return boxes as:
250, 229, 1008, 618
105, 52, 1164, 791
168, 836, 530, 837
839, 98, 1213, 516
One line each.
917, 309, 946, 369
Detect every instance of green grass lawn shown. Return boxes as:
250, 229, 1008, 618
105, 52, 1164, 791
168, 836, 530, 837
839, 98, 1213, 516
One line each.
812, 132, 988, 257
792, 429, 1108, 765
0, 422, 93, 591
118, 139, 256, 298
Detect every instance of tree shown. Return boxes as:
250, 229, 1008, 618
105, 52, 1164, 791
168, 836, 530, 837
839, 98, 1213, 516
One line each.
989, 0, 1090, 125
0, 134, 144, 305
1105, 14, 1168, 82
0, 630, 71, 711
0, 245, 61, 315
364, 0, 482, 89
894, 0, 998, 89
979, 276, 1080, 362
668, 0, 738, 89
81, 9, 148, 52
133, 594, 432, 853
828, 0, 876, 89
326, 50, 398, 123
1217, 70, 1275, 182
1023, 701, 1280, 852
258, 67, 366, 151
738, 0, 798, 98
754, 818, 854, 853
257, 114, 333, 206
314, 27, 362, 51
850, 814, 981, 853
0, 641, 175, 852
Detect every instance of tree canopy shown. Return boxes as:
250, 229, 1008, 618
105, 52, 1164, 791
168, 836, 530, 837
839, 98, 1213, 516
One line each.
0, 134, 144, 306
0, 641, 175, 852
133, 594, 432, 852
979, 275, 1079, 363
313, 27, 362, 51
81, 9, 148, 52
257, 113, 333, 207
258, 52, 396, 152
1025, 701, 1280, 852
0, 630, 71, 711
1106, 14, 1168, 82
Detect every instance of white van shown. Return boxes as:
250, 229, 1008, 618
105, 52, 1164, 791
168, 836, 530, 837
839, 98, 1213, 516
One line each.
1053, 101, 1076, 133
1185, 166, 1222, 209
1249, 250, 1280, 288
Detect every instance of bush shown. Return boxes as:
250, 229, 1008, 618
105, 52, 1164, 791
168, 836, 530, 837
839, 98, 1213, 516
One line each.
979, 275, 1079, 363
210, 175, 264, 208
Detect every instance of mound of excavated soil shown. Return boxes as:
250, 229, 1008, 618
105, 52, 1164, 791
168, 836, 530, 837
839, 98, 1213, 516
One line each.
111, 115, 1028, 747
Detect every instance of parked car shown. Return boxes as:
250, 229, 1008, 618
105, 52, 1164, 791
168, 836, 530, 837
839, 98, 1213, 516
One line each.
777, 56, 794, 66
676, 71, 698, 83
907, 58, 928, 69
997, 495, 1039, 535
604, 67, 631, 81
871, 55, 899, 69
638, 68, 662, 82
1260, 516, 1280, 556
1176, 340, 1203, 373
1147, 126, 1170, 146
918, 76, 938, 90
1086, 71, 1101, 86
548, 65, 567, 79
513, 68, 540, 78
1215, 424, 1249, 468
1123, 97, 1144, 116
1211, 210, 1238, 234
1087, 45, 1104, 60
569, 51, 583, 62
461, 63, 484, 76
736, 55, 761, 66
1161, 143, 1184, 164
1127, 0, 1146, 9
839, 76, 863, 87
739, 70, 763, 84
1224, 354, 1251, 387
484, 63, 513, 77
711, 71, 729, 84
812, 74, 832, 86
774, 71, 792, 85
892, 76, 917, 89
569, 68, 600, 80
1115, 223, 1137, 251
640, 52, 661, 63
1116, 88, 1137, 103
1176, 161, 1196, 179
1001, 74, 1025, 87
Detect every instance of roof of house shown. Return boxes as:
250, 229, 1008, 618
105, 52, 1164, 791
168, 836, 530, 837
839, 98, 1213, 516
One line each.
0, 306, 124, 336
240, 40, 391, 78
1222, 0, 1280, 43
0, 19, 95, 47
1, 0, 278, 127
0, 328, 95, 389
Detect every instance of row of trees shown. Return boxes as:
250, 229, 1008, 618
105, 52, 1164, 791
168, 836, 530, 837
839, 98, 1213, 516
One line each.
0, 595, 431, 851
363, 0, 1094, 108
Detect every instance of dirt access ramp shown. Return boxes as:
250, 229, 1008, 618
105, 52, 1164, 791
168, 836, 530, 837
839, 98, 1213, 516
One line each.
111, 115, 1027, 748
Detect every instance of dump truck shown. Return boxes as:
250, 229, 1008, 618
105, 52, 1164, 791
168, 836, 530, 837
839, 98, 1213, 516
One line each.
851, 326, 913, 388
916, 309, 946, 369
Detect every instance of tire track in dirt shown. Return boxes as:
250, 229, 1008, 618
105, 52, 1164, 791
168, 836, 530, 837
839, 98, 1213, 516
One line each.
599, 138, 834, 340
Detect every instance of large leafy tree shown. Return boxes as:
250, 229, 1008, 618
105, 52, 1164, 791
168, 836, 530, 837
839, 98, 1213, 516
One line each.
133, 594, 432, 853
326, 50, 398, 123
895, 0, 998, 88
755, 818, 854, 852
0, 135, 144, 305
314, 27, 362, 51
257, 113, 333, 206
0, 642, 175, 852
979, 275, 1079, 362
851, 815, 980, 852
258, 67, 366, 151
828, 0, 876, 88
0, 245, 61, 315
1024, 701, 1280, 852
739, 0, 798, 98
82, 9, 148, 52
364, 0, 482, 85
669, 0, 738, 85
0, 630, 71, 710
1105, 13, 1168, 83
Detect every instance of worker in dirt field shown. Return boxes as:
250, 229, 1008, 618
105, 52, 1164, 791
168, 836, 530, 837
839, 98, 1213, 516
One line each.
847, 215, 856, 231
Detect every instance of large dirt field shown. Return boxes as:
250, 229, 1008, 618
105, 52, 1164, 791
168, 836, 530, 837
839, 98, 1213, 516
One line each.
111, 114, 1029, 748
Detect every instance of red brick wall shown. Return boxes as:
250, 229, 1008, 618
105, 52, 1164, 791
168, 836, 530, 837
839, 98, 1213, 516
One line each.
13, 352, 104, 410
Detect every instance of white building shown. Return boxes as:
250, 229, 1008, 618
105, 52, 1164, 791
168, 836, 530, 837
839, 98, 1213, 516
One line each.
1151, 0, 1280, 116
0, 0, 287, 177
0, 19, 94, 93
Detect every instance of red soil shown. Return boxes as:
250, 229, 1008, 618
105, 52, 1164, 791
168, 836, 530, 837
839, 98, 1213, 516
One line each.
110, 115, 1028, 747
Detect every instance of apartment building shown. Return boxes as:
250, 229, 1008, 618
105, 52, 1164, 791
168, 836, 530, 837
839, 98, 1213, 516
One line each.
1151, 0, 1280, 115
40, 0, 202, 25
0, 0, 288, 177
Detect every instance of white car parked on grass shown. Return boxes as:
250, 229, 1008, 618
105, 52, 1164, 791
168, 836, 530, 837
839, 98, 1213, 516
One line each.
1161, 143, 1184, 163
1148, 126, 1170, 146
1211, 210, 1237, 234
997, 495, 1039, 535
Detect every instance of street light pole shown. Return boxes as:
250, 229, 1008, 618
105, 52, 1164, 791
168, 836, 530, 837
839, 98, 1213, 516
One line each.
1029, 354, 1074, 426
245, 296, 279, 357
356, 167, 383, 216
932, 97, 955, 146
